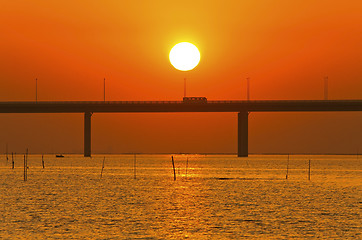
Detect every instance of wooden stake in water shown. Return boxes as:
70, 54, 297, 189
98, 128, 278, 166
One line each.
100, 157, 105, 179
6, 143, 8, 164
23, 154, 27, 181
26, 149, 28, 180
185, 156, 189, 178
286, 154, 290, 180
171, 156, 176, 181
245, 157, 250, 168
308, 159, 311, 181
42, 154, 45, 169
12, 152, 14, 169
134, 154, 136, 179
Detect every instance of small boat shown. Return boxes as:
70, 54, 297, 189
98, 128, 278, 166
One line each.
56, 154, 64, 158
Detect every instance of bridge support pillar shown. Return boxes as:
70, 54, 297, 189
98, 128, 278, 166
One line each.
238, 111, 248, 157
84, 112, 92, 157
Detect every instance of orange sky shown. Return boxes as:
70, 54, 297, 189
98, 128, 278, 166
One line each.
0, 1, 361, 154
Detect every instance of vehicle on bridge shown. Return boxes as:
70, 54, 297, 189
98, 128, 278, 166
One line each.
183, 97, 207, 103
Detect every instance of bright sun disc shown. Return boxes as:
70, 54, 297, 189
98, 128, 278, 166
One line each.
169, 42, 200, 71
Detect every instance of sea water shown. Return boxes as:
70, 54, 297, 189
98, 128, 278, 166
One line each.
0, 154, 361, 239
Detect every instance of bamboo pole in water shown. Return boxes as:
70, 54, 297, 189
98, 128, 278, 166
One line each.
171, 156, 176, 181
12, 152, 14, 169
100, 157, 105, 178
286, 154, 289, 180
134, 154, 136, 179
42, 154, 45, 169
23, 154, 26, 181
6, 143, 8, 164
26, 149, 28, 180
308, 159, 311, 181
185, 156, 189, 178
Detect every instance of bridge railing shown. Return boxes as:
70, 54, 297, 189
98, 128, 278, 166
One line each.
0, 100, 256, 104
0, 99, 361, 105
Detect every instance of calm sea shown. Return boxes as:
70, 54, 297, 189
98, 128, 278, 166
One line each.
0, 154, 361, 239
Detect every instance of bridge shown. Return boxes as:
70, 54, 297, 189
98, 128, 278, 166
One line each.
1, 100, 361, 157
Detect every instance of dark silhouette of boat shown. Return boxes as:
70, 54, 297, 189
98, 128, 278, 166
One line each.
56, 154, 64, 158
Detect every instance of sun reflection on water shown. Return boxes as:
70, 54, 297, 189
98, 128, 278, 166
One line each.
0, 154, 360, 239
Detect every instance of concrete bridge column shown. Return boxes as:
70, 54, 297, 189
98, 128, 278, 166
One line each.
84, 112, 92, 157
238, 111, 248, 157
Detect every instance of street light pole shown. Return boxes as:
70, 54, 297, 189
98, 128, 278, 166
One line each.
324, 76, 328, 100
246, 77, 250, 101
35, 78, 38, 102
184, 78, 186, 98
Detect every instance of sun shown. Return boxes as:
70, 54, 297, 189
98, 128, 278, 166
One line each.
169, 42, 200, 71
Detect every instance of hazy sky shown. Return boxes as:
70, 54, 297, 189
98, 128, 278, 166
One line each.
0, 1, 361, 154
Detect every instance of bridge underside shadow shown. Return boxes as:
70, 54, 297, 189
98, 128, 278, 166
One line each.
83, 111, 249, 157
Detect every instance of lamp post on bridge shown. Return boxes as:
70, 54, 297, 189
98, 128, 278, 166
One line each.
246, 77, 250, 101
184, 78, 186, 98
324, 76, 328, 100
35, 78, 38, 103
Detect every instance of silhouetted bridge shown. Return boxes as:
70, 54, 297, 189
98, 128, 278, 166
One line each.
1, 100, 361, 157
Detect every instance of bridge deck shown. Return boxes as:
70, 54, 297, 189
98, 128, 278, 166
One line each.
0, 100, 361, 113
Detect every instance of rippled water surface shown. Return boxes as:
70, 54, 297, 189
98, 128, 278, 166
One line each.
1, 154, 361, 239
